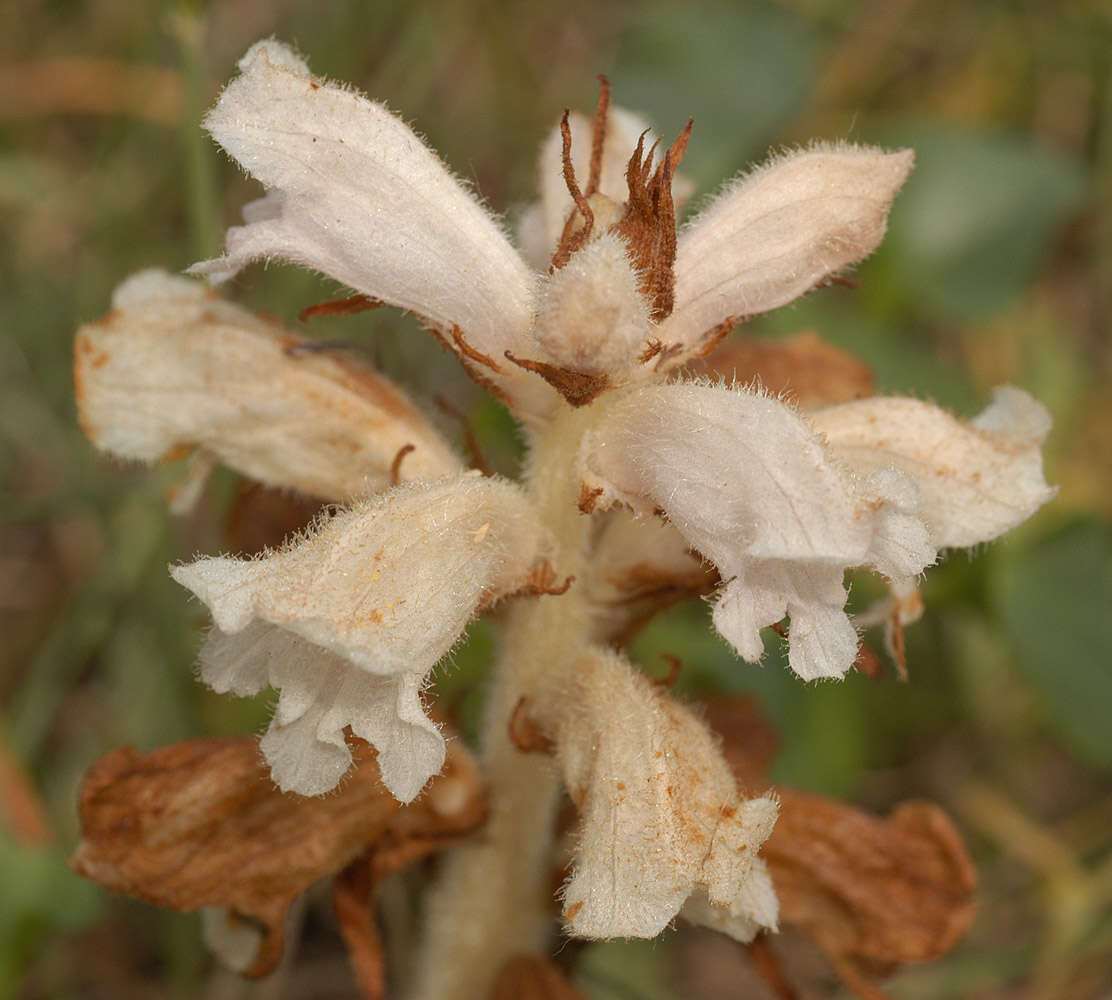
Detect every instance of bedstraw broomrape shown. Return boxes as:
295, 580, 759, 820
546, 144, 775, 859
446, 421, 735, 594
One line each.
72, 39, 1053, 999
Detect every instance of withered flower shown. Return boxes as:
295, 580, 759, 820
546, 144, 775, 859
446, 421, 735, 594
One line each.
71, 734, 484, 984
73, 39, 1052, 999
766, 791, 978, 996
704, 694, 978, 999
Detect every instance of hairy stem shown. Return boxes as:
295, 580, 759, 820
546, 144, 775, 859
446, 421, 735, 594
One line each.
409, 407, 596, 1000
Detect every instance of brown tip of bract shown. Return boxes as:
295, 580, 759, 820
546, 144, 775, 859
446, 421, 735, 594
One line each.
584, 75, 612, 198
503, 351, 611, 408
610, 118, 693, 321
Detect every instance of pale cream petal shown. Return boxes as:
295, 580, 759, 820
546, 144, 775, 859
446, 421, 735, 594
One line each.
542, 647, 777, 940
580, 383, 935, 679
172, 474, 551, 799
810, 387, 1055, 549
190, 41, 553, 420
202, 623, 442, 801
712, 563, 860, 681
76, 270, 462, 503
657, 145, 914, 363
680, 859, 780, 943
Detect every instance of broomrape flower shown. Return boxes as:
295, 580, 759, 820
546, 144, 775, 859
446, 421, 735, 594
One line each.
75, 39, 1053, 999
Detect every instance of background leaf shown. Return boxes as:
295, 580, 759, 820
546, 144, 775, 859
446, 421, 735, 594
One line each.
993, 519, 1112, 766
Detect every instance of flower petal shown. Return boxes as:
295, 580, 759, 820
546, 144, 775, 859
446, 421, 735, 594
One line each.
679, 862, 779, 943
75, 270, 462, 503
544, 647, 778, 940
657, 144, 914, 363
172, 474, 552, 799
191, 41, 552, 420
810, 387, 1055, 549
580, 383, 934, 679
202, 623, 442, 801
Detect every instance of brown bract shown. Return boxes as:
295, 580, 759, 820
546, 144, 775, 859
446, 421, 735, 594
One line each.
686, 331, 875, 409
225, 480, 325, 556
70, 734, 486, 980
503, 350, 612, 408
548, 78, 690, 325
549, 81, 612, 272
597, 559, 719, 646
766, 791, 977, 972
298, 292, 382, 323
610, 120, 692, 322
489, 955, 587, 999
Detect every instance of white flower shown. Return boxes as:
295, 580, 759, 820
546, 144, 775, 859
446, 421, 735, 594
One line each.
75, 269, 462, 504
579, 380, 1051, 680
189, 40, 554, 423
171, 474, 551, 801
76, 38, 1054, 968
534, 646, 779, 941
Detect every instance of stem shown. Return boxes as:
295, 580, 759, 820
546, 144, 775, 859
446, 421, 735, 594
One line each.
171, 5, 219, 262
409, 407, 596, 1000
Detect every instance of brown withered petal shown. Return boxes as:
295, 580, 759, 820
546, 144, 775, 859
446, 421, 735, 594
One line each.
489, 955, 588, 1000
71, 734, 485, 980
686, 331, 875, 409
701, 694, 977, 997
766, 791, 977, 968
586, 513, 719, 646
225, 480, 326, 557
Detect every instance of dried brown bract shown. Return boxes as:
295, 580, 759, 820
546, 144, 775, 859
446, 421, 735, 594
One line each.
701, 694, 977, 998
70, 734, 485, 980
610, 119, 692, 321
686, 330, 875, 409
765, 791, 978, 976
224, 480, 324, 556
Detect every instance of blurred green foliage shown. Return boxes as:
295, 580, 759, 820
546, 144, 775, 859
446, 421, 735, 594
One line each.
1, 0, 1109, 997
